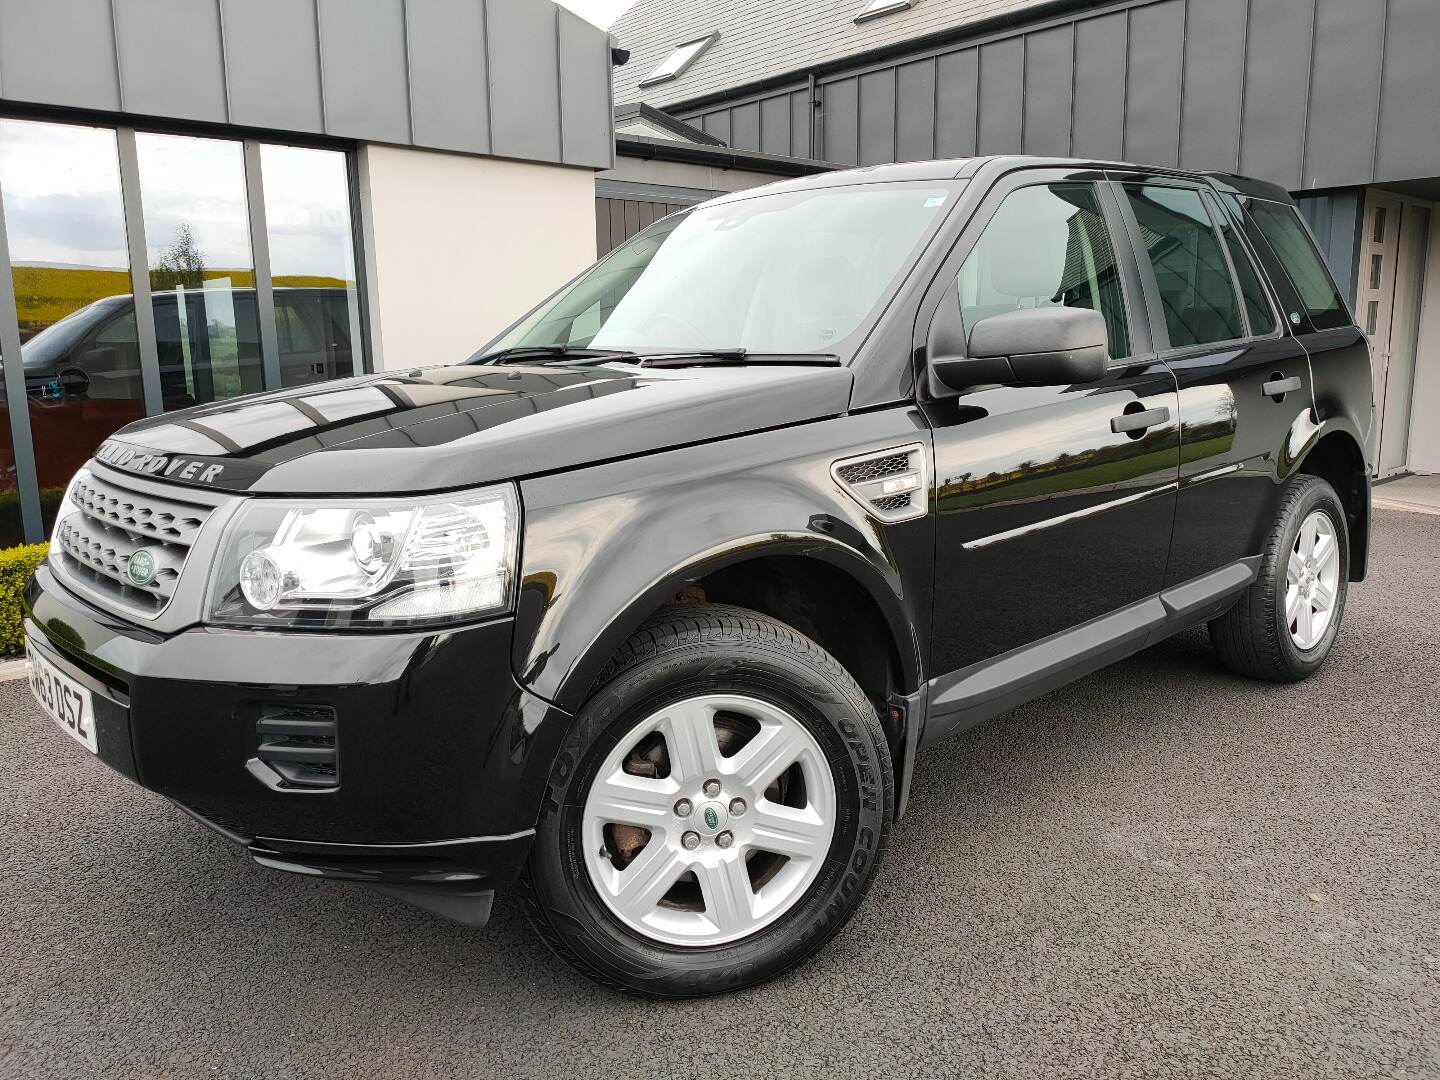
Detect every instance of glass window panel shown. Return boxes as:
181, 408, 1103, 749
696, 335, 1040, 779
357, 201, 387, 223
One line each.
953, 183, 1130, 360
1245, 199, 1351, 331
1365, 300, 1379, 336
261, 144, 362, 387
0, 119, 144, 542
136, 133, 263, 409
1122, 184, 1243, 348
1369, 253, 1383, 290
1211, 199, 1276, 336
1372, 206, 1386, 243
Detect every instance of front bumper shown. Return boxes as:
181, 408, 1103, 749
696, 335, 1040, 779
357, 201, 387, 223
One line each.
25, 564, 573, 920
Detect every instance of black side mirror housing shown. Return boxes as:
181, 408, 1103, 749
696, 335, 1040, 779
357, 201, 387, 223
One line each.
927, 305, 1110, 393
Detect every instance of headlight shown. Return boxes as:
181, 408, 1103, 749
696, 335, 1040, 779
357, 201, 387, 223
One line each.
206, 485, 519, 628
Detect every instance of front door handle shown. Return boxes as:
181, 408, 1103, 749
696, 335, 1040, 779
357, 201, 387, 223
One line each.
1262, 375, 1303, 399
1110, 406, 1171, 434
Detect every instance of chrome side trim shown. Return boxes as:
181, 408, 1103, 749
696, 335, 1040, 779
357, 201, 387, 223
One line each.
961, 482, 1180, 551
1183, 462, 1243, 485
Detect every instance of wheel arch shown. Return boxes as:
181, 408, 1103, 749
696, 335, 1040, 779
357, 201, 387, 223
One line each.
1296, 425, 1370, 581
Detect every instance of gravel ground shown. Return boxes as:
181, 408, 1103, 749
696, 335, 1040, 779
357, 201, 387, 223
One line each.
2, 508, 1437, 1080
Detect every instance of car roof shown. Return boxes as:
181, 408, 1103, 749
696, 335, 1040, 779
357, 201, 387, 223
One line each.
701, 155, 1294, 207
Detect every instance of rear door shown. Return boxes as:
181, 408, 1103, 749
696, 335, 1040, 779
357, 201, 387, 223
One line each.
920, 167, 1179, 679
1108, 174, 1314, 587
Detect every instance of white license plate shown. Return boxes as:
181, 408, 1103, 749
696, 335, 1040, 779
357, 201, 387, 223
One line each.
27, 642, 97, 754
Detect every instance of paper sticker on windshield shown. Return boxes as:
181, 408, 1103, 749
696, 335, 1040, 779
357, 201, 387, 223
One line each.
923, 196, 946, 207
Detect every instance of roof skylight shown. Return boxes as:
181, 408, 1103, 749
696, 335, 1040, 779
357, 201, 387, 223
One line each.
639, 33, 718, 87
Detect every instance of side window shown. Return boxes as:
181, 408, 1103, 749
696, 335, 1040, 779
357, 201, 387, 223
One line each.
1121, 183, 1243, 348
955, 182, 1130, 360
1243, 199, 1351, 331
1208, 195, 1276, 336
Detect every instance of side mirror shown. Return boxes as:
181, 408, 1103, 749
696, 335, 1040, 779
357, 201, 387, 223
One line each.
927, 305, 1110, 393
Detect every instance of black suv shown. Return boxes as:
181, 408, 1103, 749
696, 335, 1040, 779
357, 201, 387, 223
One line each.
25, 157, 1373, 997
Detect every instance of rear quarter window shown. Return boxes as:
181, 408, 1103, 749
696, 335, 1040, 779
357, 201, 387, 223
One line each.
1242, 199, 1352, 331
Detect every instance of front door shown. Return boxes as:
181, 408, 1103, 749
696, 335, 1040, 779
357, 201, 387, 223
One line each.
920, 173, 1179, 679
1355, 191, 1432, 476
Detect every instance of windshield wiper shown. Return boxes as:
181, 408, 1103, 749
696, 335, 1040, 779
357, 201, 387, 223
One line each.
624, 350, 843, 369
466, 345, 635, 365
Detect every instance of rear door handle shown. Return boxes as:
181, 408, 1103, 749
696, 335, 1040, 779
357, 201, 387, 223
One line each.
1110, 406, 1171, 434
1262, 375, 1303, 398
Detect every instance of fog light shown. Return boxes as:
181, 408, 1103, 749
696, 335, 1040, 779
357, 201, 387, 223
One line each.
239, 549, 284, 610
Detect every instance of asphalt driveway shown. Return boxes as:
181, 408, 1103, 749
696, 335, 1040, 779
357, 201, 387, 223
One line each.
3, 508, 1437, 1080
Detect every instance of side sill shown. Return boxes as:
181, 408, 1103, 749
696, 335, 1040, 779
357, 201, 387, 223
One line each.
920, 558, 1260, 750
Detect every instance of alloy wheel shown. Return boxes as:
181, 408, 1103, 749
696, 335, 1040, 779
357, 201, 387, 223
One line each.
580, 693, 836, 947
1285, 508, 1340, 650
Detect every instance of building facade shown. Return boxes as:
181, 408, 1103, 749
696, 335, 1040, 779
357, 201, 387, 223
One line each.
0, 0, 614, 546
612, 0, 1440, 480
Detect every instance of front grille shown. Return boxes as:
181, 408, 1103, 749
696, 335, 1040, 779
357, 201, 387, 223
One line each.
53, 472, 212, 616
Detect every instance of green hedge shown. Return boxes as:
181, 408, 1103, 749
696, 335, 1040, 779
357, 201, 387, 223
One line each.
0, 544, 47, 655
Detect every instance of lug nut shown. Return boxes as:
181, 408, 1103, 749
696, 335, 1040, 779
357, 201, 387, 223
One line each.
715, 831, 734, 849
729, 798, 747, 816
703, 778, 722, 797
681, 831, 701, 851
673, 798, 693, 817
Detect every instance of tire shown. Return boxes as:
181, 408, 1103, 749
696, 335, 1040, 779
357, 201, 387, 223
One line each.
520, 603, 893, 997
1209, 474, 1349, 682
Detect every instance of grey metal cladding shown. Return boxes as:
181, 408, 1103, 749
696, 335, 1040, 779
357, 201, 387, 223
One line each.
702, 109, 730, 146
317, 0, 411, 144
0, 0, 120, 112
1123, 0, 1182, 168
823, 78, 859, 166
759, 94, 789, 157
1178, 0, 1247, 173
730, 101, 759, 153
221, 0, 324, 133
895, 59, 936, 163
0, 0, 612, 173
1022, 24, 1072, 157
1303, 0, 1385, 190
1375, 0, 1440, 185
113, 0, 226, 123
489, 0, 561, 163
934, 49, 978, 159
1071, 11, 1126, 162
407, 0, 491, 155
559, 7, 614, 167
976, 38, 1022, 156
789, 91, 809, 158
858, 69, 895, 166
1238, 0, 1313, 190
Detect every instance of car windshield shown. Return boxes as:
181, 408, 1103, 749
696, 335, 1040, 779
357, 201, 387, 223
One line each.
20, 295, 129, 367
489, 180, 962, 358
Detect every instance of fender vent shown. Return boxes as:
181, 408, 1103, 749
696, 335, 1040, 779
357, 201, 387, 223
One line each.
831, 442, 928, 523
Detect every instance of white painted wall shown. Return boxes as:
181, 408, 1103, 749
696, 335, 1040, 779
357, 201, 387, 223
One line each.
356, 144, 598, 371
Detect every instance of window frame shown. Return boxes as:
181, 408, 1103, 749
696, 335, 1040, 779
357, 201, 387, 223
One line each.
1106, 173, 1260, 358
855, 0, 916, 24
911, 168, 1150, 394
638, 33, 719, 88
